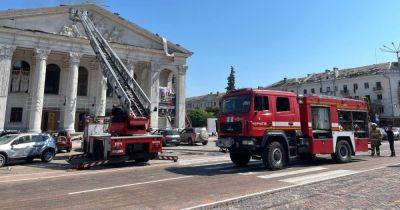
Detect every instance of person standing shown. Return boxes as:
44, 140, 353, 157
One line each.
386, 126, 396, 157
369, 123, 382, 156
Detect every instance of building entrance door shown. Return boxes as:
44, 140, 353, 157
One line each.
41, 111, 59, 132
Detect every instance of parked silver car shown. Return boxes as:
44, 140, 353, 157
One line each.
180, 127, 209, 145
0, 133, 57, 167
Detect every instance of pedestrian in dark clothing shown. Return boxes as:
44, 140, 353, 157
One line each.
386, 126, 396, 157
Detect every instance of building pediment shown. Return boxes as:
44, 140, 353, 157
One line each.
0, 4, 191, 55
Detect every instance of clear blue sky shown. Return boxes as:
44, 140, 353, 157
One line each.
1, 0, 400, 97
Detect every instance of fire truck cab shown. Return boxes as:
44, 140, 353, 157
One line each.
216, 89, 369, 170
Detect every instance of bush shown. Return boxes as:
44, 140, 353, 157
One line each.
188, 109, 215, 127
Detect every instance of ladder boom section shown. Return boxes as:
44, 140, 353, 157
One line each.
71, 9, 151, 118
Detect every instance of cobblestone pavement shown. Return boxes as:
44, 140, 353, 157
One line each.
210, 164, 400, 210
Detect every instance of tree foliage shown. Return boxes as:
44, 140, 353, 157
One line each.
187, 109, 215, 127
226, 66, 236, 92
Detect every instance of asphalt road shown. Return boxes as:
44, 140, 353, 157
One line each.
0, 140, 399, 210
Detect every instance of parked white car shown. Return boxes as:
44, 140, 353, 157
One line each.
0, 133, 57, 167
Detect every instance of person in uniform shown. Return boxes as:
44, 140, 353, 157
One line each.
386, 126, 396, 157
369, 123, 382, 156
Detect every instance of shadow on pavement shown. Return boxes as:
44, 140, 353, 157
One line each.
166, 157, 367, 177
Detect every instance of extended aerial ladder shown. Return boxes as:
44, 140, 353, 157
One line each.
70, 9, 151, 135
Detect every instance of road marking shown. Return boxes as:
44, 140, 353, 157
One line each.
281, 169, 356, 185
257, 167, 326, 179
182, 164, 399, 210
68, 176, 192, 195
178, 157, 229, 165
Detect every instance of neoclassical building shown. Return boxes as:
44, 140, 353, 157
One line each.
0, 4, 192, 133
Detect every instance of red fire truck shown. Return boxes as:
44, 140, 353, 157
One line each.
67, 9, 176, 169
216, 89, 369, 170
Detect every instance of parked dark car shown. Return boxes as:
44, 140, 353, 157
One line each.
54, 130, 72, 152
152, 129, 181, 146
0, 133, 57, 167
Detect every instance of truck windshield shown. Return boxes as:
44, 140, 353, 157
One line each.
222, 94, 251, 114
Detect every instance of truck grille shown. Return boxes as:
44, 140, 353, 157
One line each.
220, 122, 242, 133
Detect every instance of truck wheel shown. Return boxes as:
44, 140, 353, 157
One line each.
0, 154, 6, 168
25, 157, 34, 163
230, 149, 250, 167
41, 149, 55, 162
332, 140, 351, 163
262, 141, 286, 170
202, 141, 208, 146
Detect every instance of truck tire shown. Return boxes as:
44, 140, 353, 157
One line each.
0, 153, 6, 168
262, 141, 286, 170
230, 149, 250, 167
332, 140, 352, 163
202, 141, 208, 146
41, 149, 55, 162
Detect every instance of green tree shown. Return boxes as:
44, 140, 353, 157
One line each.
226, 66, 236, 92
187, 109, 214, 127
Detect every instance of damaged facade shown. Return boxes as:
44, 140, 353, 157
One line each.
0, 4, 192, 133
267, 62, 400, 124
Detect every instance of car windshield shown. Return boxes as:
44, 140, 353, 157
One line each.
165, 130, 180, 135
0, 134, 17, 145
222, 94, 251, 114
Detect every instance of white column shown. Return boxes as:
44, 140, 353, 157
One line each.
175, 65, 187, 129
149, 63, 161, 128
0, 44, 16, 131
28, 48, 51, 133
62, 52, 82, 133
94, 65, 107, 116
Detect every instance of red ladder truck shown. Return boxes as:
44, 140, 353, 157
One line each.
67, 9, 176, 169
216, 89, 369, 170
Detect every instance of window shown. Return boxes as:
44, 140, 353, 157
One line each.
32, 135, 45, 142
364, 82, 369, 89
378, 106, 384, 114
15, 135, 31, 144
311, 88, 315, 94
254, 95, 269, 111
354, 96, 359, 99
10, 60, 30, 93
319, 88, 322, 93
77, 67, 89, 96
376, 81, 382, 89
303, 89, 307, 94
353, 83, 358, 93
326, 87, 331, 92
334, 86, 338, 91
10, 107, 23, 123
365, 95, 371, 102
221, 94, 251, 114
352, 112, 368, 138
311, 106, 331, 131
276, 97, 290, 112
377, 94, 383, 100
343, 85, 348, 92
338, 111, 352, 131
44, 64, 61, 94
